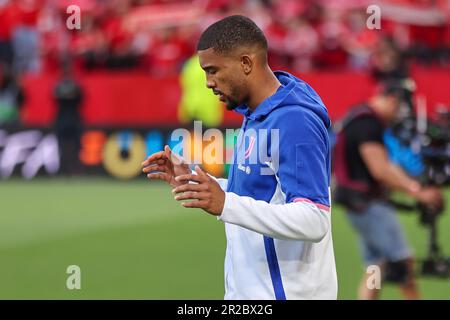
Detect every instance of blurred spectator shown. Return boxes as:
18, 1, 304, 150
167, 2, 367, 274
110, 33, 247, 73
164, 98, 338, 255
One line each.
0, 0, 15, 67
70, 9, 108, 70
53, 60, 83, 175
11, 0, 42, 74
371, 37, 410, 82
0, 62, 24, 126
315, 7, 349, 69
265, 16, 289, 69
283, 17, 319, 72
146, 27, 191, 76
379, 0, 449, 65
343, 9, 380, 70
102, 0, 140, 69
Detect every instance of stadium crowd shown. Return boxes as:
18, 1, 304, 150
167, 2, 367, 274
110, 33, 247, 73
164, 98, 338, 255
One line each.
0, 0, 449, 77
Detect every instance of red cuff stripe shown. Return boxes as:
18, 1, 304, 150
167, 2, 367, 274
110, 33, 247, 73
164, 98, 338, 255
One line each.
293, 198, 330, 212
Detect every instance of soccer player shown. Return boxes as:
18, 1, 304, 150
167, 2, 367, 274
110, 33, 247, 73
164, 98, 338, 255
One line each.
142, 15, 337, 300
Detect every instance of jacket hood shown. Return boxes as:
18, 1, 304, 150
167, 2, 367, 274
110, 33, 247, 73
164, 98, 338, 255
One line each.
235, 71, 331, 128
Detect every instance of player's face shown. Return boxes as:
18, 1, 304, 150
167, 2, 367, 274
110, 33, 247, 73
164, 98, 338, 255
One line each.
384, 95, 402, 122
198, 48, 247, 110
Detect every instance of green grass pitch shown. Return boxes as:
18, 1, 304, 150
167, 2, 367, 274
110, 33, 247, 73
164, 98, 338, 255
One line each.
0, 178, 448, 299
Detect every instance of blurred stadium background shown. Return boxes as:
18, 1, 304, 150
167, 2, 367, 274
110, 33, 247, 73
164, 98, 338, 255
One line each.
0, 0, 449, 299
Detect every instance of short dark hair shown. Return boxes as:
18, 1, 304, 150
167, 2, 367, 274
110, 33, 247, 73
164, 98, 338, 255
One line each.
379, 79, 414, 101
197, 15, 268, 54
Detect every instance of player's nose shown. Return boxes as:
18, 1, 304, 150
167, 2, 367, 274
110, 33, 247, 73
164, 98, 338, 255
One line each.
206, 78, 216, 89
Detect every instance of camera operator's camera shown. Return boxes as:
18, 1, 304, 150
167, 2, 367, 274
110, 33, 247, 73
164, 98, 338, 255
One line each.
384, 80, 450, 278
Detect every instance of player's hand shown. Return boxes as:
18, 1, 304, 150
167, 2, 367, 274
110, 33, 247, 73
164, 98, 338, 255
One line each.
414, 186, 444, 210
142, 145, 191, 187
172, 165, 225, 216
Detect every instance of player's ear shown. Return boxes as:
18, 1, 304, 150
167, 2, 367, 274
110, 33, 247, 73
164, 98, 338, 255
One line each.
241, 54, 253, 75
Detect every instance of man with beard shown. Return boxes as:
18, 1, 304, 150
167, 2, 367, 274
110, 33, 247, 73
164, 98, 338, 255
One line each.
142, 15, 336, 300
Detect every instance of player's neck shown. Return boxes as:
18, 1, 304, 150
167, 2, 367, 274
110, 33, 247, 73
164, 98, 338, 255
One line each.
247, 69, 281, 112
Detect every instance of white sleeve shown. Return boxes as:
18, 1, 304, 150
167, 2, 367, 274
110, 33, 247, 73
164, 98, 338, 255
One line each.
213, 178, 228, 191
218, 192, 329, 242
206, 173, 228, 191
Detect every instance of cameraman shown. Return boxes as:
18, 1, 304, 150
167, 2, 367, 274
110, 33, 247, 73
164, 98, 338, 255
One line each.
333, 83, 443, 299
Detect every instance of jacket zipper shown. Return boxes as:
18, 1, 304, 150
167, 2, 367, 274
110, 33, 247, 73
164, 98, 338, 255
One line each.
227, 117, 248, 192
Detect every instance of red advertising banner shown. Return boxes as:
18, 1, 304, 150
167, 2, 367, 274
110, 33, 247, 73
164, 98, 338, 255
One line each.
20, 68, 449, 127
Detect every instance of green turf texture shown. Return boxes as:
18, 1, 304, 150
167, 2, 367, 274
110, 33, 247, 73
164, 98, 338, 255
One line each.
0, 178, 448, 299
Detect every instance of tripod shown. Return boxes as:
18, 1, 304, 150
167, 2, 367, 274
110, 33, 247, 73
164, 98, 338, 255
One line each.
389, 199, 449, 278
418, 204, 450, 277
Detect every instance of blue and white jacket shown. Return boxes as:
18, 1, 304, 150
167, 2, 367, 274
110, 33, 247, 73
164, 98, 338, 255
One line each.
215, 71, 337, 300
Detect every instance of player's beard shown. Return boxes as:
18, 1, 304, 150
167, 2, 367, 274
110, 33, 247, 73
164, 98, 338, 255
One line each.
225, 99, 239, 110
224, 86, 241, 110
